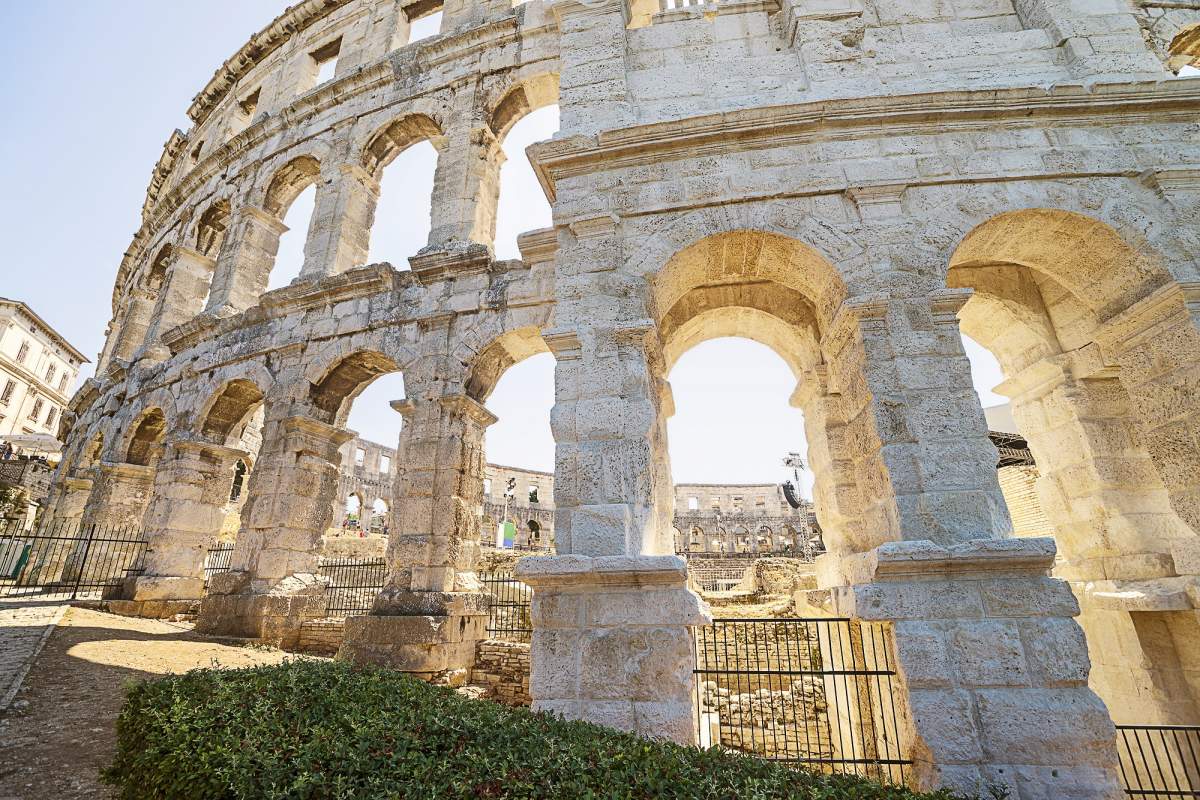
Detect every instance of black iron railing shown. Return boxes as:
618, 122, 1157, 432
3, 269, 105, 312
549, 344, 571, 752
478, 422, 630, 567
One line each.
480, 570, 532, 643
0, 519, 148, 601
203, 543, 235, 584
318, 557, 386, 617
1117, 725, 1200, 798
694, 618, 908, 784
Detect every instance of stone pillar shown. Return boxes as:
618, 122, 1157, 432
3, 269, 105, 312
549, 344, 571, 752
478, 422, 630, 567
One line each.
120, 441, 247, 615
82, 462, 155, 529
42, 475, 93, 522
203, 206, 289, 317
339, 392, 494, 679
808, 290, 1124, 796
299, 164, 380, 281
426, 123, 505, 251
110, 290, 157, 363
551, 0, 637, 136
521, 306, 710, 743
834, 539, 1122, 798
824, 290, 1012, 555
517, 555, 711, 744
196, 416, 352, 647
139, 248, 217, 359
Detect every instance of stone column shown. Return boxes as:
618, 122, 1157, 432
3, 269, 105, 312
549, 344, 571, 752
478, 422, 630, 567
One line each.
520, 307, 710, 744
120, 440, 247, 616
823, 290, 1012, 557
203, 206, 289, 317
196, 416, 352, 647
139, 247, 217, 360
426, 123, 505, 251
834, 539, 1122, 798
815, 290, 1122, 796
110, 290, 157, 363
299, 164, 380, 281
339, 392, 494, 679
551, 0, 636, 136
82, 462, 156, 529
41, 475, 94, 522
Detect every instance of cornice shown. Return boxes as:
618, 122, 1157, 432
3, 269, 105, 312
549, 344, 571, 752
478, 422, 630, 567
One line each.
529, 78, 1200, 200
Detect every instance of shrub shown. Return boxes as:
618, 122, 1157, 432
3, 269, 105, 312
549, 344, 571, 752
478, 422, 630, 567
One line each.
103, 659, 979, 800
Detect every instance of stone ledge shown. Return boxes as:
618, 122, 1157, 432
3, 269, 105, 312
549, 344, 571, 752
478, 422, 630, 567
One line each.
829, 538, 1057, 587
515, 554, 688, 588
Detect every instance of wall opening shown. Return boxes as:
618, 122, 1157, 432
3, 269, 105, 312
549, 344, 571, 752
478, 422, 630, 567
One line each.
267, 183, 316, 291
368, 140, 438, 267
494, 105, 560, 259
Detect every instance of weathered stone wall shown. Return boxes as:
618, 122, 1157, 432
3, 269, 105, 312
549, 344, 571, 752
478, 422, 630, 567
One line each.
45, 0, 1200, 795
471, 639, 532, 707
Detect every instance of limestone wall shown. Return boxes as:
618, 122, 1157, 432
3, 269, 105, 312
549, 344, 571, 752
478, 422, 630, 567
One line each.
471, 639, 532, 707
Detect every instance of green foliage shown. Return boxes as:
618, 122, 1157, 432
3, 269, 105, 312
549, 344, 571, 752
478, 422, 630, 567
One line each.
0, 483, 28, 520
103, 659, 980, 800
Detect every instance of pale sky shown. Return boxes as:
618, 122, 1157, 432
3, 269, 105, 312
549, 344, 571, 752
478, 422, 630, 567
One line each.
0, 3, 1007, 490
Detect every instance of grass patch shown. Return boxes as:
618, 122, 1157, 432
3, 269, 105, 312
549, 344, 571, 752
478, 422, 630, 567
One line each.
104, 659, 980, 799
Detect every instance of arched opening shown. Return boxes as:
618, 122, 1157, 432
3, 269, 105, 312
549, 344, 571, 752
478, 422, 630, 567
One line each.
345, 493, 363, 529
124, 408, 166, 467
198, 378, 268, 538
470, 329, 555, 551
371, 498, 389, 533
491, 78, 559, 259
947, 208, 1200, 725
363, 115, 442, 267
1168, 22, 1200, 74
263, 156, 321, 292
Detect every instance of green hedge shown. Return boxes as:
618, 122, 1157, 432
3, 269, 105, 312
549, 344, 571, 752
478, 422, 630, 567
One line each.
104, 660, 981, 800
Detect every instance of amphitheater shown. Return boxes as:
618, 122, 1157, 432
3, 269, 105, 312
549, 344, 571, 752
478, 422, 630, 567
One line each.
34, 0, 1200, 795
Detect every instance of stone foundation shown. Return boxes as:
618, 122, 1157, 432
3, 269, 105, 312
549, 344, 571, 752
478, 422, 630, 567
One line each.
194, 570, 330, 649
829, 538, 1123, 799
471, 639, 532, 707
517, 555, 712, 745
337, 590, 489, 679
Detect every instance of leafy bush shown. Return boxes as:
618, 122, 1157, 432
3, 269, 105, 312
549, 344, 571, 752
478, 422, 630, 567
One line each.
104, 659, 979, 800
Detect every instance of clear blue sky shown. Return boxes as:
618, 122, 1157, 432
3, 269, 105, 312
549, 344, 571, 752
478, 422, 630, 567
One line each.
0, 3, 1006, 490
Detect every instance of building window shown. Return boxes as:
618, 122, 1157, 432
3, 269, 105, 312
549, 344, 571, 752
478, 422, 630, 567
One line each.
688, 496, 699, 511
483, 478, 492, 497
311, 38, 342, 88
45, 364, 56, 383
28, 397, 43, 421
45, 407, 57, 428
380, 454, 391, 474
355, 447, 365, 466
528, 486, 539, 504
16, 341, 29, 363
58, 374, 68, 393
732, 495, 744, 512
0, 379, 14, 405
710, 497, 721, 510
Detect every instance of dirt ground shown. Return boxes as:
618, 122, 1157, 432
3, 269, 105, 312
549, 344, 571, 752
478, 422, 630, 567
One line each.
0, 607, 297, 800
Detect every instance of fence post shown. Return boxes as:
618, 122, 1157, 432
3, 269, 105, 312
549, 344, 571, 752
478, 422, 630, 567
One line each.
70, 522, 99, 601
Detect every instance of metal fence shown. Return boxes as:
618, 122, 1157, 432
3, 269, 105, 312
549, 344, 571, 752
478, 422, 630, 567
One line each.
694, 618, 908, 784
318, 557, 386, 617
1117, 725, 1200, 798
480, 570, 532, 643
0, 519, 148, 601
203, 543, 235, 584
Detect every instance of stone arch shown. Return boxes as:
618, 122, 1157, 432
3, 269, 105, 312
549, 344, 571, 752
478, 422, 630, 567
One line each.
649, 229, 889, 557
1169, 22, 1200, 71
948, 206, 1200, 727
361, 114, 444, 179
144, 244, 173, 293
463, 326, 552, 403
195, 198, 232, 258
123, 407, 167, 467
308, 349, 401, 425
263, 155, 322, 217
486, 72, 560, 141
198, 378, 267, 446
950, 208, 1175, 323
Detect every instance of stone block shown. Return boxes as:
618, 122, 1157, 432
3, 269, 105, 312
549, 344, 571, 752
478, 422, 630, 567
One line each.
948, 620, 1031, 687
906, 688, 985, 763
979, 577, 1080, 618
974, 688, 1117, 767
